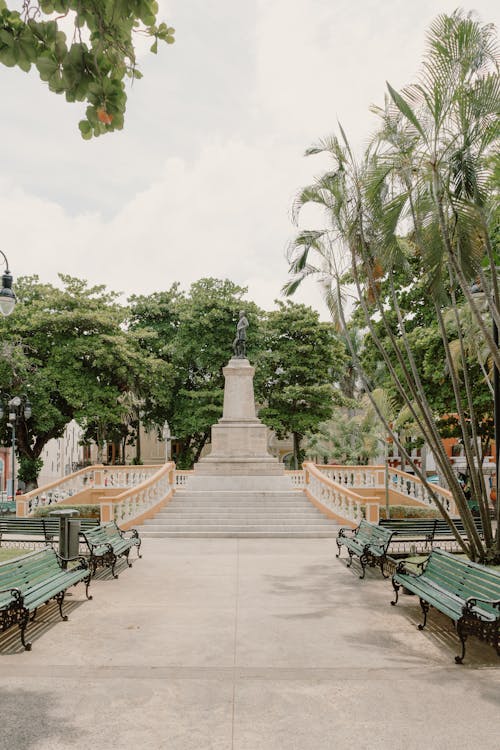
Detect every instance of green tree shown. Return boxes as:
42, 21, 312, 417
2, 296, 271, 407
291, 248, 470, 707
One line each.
0, 1, 175, 138
255, 301, 347, 469
130, 278, 264, 468
285, 10, 500, 562
0, 274, 172, 486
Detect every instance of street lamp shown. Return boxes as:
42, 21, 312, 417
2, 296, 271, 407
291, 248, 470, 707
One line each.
0, 250, 16, 317
0, 395, 32, 498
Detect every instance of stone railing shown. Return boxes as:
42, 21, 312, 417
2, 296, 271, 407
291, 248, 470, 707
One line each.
175, 470, 194, 487
388, 467, 457, 516
17, 465, 103, 517
319, 464, 385, 489
100, 462, 175, 528
285, 470, 306, 487
303, 462, 379, 526
17, 464, 166, 517
100, 465, 160, 488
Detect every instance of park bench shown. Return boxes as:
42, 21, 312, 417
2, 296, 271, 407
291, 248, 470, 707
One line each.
391, 548, 500, 663
379, 516, 485, 555
0, 547, 92, 650
336, 519, 394, 579
0, 517, 99, 546
80, 521, 141, 578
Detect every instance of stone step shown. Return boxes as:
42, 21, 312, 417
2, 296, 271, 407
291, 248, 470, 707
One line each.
143, 523, 335, 532
139, 530, 339, 538
144, 510, 328, 525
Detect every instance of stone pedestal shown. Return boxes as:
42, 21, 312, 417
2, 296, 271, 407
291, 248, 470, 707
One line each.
194, 358, 284, 476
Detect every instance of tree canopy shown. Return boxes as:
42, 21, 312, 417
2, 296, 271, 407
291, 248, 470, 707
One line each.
254, 300, 347, 468
285, 9, 500, 562
0, 274, 172, 486
0, 1, 175, 137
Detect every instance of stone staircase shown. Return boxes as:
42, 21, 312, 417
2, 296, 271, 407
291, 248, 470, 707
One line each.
137, 488, 340, 538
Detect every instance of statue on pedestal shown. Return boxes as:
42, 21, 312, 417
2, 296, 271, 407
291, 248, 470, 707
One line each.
232, 311, 249, 359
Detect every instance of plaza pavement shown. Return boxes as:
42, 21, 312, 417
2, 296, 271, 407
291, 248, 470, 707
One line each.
0, 538, 499, 750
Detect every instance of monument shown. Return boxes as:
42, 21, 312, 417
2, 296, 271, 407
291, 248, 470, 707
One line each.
194, 313, 284, 477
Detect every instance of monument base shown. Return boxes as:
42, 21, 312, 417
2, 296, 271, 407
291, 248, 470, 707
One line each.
194, 457, 284, 476
193, 355, 284, 478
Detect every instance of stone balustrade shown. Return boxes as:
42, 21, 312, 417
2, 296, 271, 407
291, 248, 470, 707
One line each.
388, 466, 457, 515
17, 464, 170, 518
100, 462, 176, 529
286, 470, 306, 487
303, 462, 379, 526
175, 471, 194, 487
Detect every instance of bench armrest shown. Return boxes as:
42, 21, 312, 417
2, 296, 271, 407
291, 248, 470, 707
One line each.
117, 526, 139, 540
0, 587, 23, 600
337, 527, 355, 539
54, 552, 90, 570
394, 558, 427, 575
463, 596, 500, 613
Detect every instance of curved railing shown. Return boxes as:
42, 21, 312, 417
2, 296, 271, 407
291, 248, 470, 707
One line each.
17, 464, 165, 517
100, 462, 175, 528
388, 466, 457, 515
320, 464, 385, 489
303, 462, 379, 526
309, 463, 457, 517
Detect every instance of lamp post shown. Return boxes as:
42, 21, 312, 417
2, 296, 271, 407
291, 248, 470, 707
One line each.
0, 395, 32, 499
0, 251, 16, 317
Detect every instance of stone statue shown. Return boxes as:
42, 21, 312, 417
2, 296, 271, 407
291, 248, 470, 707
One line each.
232, 310, 249, 359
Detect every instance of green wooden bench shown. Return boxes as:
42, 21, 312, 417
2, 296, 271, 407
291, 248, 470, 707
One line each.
80, 522, 141, 578
0, 547, 92, 650
0, 517, 100, 546
336, 519, 394, 579
391, 548, 500, 663
379, 517, 485, 556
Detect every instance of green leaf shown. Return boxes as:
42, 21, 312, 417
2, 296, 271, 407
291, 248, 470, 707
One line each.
36, 53, 58, 80
78, 120, 92, 140
150, 40, 158, 54
386, 81, 426, 139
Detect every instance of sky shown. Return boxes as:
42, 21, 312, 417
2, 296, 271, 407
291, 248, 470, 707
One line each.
1, 0, 499, 318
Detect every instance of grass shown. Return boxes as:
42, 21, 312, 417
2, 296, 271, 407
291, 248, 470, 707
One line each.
0, 548, 32, 563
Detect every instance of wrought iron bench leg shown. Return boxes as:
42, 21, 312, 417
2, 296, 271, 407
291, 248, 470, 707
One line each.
391, 578, 400, 606
359, 552, 368, 580
19, 611, 32, 651
455, 621, 467, 664
56, 591, 69, 621
417, 598, 429, 630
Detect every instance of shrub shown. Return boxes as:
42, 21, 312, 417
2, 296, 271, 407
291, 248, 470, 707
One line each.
33, 504, 101, 519
379, 504, 441, 520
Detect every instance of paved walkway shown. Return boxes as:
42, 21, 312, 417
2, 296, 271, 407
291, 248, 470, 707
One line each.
1, 539, 499, 749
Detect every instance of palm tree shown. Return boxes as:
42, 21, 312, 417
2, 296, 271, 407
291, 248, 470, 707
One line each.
285, 10, 500, 562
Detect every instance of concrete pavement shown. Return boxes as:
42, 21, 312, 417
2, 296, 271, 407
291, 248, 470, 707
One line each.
0, 539, 499, 749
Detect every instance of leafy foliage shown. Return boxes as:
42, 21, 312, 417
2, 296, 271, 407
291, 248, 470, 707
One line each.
285, 10, 500, 562
0, 0, 175, 137
0, 274, 172, 486
254, 301, 347, 468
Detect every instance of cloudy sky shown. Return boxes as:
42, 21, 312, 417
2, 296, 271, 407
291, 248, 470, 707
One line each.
1, 0, 499, 317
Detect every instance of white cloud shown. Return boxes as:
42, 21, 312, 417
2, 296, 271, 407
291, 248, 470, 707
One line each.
1, 0, 498, 320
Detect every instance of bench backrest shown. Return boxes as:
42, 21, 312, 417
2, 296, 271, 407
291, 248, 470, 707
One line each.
82, 523, 120, 546
0, 548, 62, 593
379, 518, 437, 537
0, 518, 99, 538
356, 519, 393, 549
423, 549, 500, 617
380, 516, 484, 538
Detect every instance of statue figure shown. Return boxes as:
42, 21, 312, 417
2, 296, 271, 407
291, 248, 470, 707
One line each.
232, 310, 249, 359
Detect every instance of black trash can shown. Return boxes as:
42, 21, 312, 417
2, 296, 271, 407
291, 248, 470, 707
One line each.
49, 509, 80, 567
